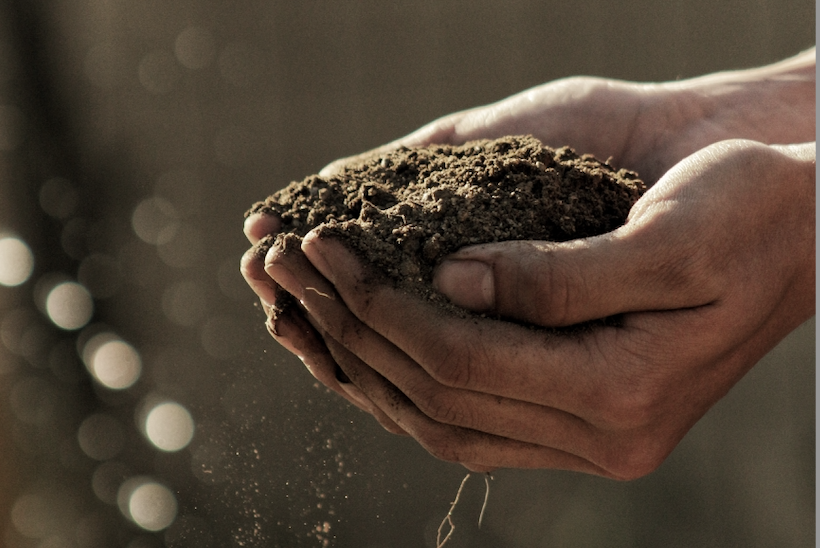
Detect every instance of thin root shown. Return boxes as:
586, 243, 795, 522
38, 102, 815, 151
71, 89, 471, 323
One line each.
435, 472, 493, 547
436, 473, 470, 548
304, 287, 334, 299
478, 473, 492, 529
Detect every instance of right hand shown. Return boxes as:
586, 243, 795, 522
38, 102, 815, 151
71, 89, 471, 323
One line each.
241, 49, 815, 436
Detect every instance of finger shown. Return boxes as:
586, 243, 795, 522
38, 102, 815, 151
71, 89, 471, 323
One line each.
240, 236, 278, 307
323, 335, 610, 475
243, 212, 281, 245
294, 234, 709, 477
431, 192, 721, 327
299, 232, 615, 411
271, 298, 407, 436
264, 294, 370, 411
274, 235, 600, 454
264, 240, 408, 433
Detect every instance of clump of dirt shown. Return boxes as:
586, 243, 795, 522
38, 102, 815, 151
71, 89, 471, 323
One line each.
247, 135, 645, 316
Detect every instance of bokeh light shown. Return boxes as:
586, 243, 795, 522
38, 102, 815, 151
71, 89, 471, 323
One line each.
0, 235, 34, 286
9, 489, 80, 541
118, 478, 178, 532
45, 281, 94, 330
11, 493, 53, 539
175, 26, 215, 70
131, 197, 179, 245
83, 334, 142, 390
144, 401, 195, 452
39, 177, 78, 220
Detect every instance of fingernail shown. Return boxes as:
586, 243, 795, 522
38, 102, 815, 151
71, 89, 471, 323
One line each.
433, 259, 495, 312
302, 231, 333, 283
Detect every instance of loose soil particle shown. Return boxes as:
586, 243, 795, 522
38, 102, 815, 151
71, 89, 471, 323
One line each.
247, 135, 645, 321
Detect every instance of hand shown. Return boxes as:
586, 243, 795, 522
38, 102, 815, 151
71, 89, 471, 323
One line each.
263, 139, 815, 478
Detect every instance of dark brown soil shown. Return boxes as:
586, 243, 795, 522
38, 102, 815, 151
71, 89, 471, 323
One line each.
247, 135, 645, 318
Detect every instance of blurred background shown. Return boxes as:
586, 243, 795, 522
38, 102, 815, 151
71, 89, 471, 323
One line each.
0, 0, 814, 547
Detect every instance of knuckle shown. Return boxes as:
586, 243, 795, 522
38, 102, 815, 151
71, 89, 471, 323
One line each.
528, 253, 579, 326
655, 239, 720, 300
601, 435, 670, 481
609, 388, 657, 430
422, 331, 476, 390
415, 388, 470, 427
586, 374, 660, 432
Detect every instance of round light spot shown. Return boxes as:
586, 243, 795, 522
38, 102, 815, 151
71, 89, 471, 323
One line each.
127, 481, 178, 531
78, 414, 126, 460
131, 197, 179, 245
138, 50, 181, 95
81, 331, 119, 367
175, 27, 215, 70
88, 339, 142, 390
0, 236, 34, 286
11, 493, 51, 538
144, 401, 195, 452
39, 177, 78, 219
45, 282, 93, 330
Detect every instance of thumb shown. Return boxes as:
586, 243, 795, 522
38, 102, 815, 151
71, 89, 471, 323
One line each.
432, 227, 714, 327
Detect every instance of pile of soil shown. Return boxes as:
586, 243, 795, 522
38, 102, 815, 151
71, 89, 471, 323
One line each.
247, 135, 645, 317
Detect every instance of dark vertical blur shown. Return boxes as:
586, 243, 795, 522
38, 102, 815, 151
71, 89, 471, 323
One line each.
0, 1, 814, 547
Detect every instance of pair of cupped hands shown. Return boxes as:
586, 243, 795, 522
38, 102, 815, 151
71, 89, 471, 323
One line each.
242, 63, 815, 479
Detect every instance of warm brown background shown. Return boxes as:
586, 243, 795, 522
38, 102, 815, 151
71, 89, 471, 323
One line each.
0, 1, 814, 547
